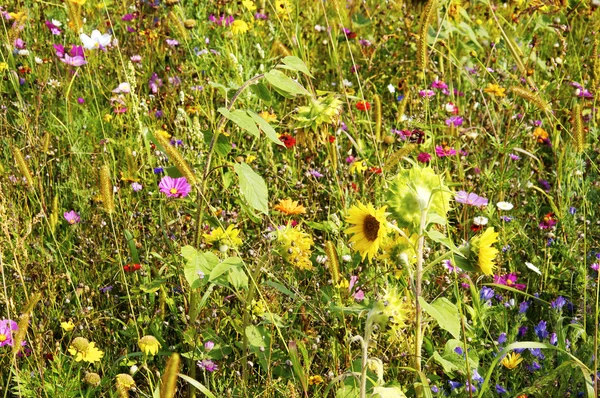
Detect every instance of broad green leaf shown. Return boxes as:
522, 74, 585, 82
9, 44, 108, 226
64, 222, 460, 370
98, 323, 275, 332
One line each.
280, 56, 313, 77
245, 325, 271, 348
419, 297, 461, 340
431, 351, 460, 375
178, 374, 217, 398
209, 257, 243, 281
248, 110, 284, 146
233, 162, 268, 214
335, 385, 360, 398
372, 386, 407, 398
264, 69, 310, 97
227, 265, 248, 291
250, 81, 272, 103
181, 245, 208, 289
218, 108, 259, 138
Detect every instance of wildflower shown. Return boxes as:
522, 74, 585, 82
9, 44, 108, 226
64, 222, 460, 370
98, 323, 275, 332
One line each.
509, 153, 521, 160
68, 337, 104, 363
276, 224, 314, 270
480, 286, 495, 301
345, 202, 388, 262
551, 296, 567, 311
61, 54, 87, 67
197, 359, 218, 372
61, 321, 75, 332
550, 333, 558, 346
308, 169, 323, 178
279, 134, 296, 148
158, 176, 192, 198
454, 346, 464, 355
258, 111, 277, 123
432, 80, 448, 90
535, 320, 548, 340
138, 335, 161, 356
455, 191, 488, 207
538, 212, 557, 229
242, 0, 256, 11
204, 341, 215, 351
115, 374, 136, 393
533, 127, 549, 143
274, 0, 293, 18
494, 273, 526, 290
349, 160, 367, 174
64, 210, 81, 224
496, 384, 508, 394
274, 198, 306, 215
497, 332, 507, 344
166, 39, 179, 47
203, 225, 243, 249
518, 326, 528, 337
131, 182, 142, 192
356, 101, 371, 111
484, 83, 506, 97
501, 352, 523, 369
416, 152, 431, 163
308, 375, 324, 385
435, 145, 456, 157
80, 30, 112, 50
45, 20, 62, 35
529, 348, 545, 359
470, 228, 499, 275
0, 319, 18, 347
496, 201, 514, 211
448, 381, 462, 390
84, 372, 101, 387
231, 20, 249, 35
444, 101, 459, 114
473, 216, 488, 226
528, 361, 541, 372
112, 82, 131, 94
445, 116, 463, 127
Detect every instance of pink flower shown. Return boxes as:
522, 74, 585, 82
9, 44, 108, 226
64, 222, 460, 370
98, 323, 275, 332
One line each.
454, 191, 488, 207
493, 273, 526, 290
417, 152, 431, 163
419, 89, 435, 98
159, 176, 191, 198
64, 210, 81, 224
435, 145, 456, 157
0, 319, 18, 347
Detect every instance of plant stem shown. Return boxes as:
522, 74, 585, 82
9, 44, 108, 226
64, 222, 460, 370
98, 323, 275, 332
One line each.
413, 209, 428, 396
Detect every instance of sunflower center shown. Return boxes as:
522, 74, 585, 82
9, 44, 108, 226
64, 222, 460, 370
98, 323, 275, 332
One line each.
362, 215, 380, 241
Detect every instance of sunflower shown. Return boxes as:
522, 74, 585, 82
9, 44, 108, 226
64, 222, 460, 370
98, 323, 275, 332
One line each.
273, 198, 306, 215
345, 202, 388, 262
471, 227, 499, 275
501, 352, 523, 369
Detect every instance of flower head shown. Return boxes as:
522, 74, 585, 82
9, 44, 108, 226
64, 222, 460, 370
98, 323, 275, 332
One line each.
484, 83, 506, 97
274, 198, 306, 215
0, 319, 18, 347
80, 30, 112, 50
61, 321, 75, 332
158, 176, 191, 198
203, 225, 243, 249
115, 374, 136, 394
84, 372, 101, 387
276, 224, 314, 270
496, 201, 514, 211
138, 335, 161, 356
501, 352, 523, 369
68, 337, 104, 363
455, 191, 488, 207
494, 273, 526, 290
197, 359, 218, 372
470, 227, 499, 275
64, 210, 81, 224
231, 20, 249, 35
345, 202, 388, 262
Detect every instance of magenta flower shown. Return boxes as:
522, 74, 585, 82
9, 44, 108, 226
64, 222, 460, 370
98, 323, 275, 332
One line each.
197, 359, 218, 372
61, 54, 87, 67
64, 210, 81, 224
445, 116, 463, 127
435, 145, 456, 157
159, 176, 191, 198
431, 80, 448, 90
419, 89, 435, 98
0, 319, 18, 347
494, 273, 526, 290
454, 191, 488, 207
416, 152, 431, 163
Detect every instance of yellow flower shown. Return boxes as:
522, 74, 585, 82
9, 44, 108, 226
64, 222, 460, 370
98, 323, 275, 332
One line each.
8, 12, 27, 22
308, 375, 324, 385
275, 0, 293, 19
349, 160, 367, 174
203, 225, 243, 248
68, 0, 86, 5
533, 127, 549, 143
484, 83, 506, 97
68, 337, 104, 363
61, 321, 75, 332
471, 227, 499, 275
231, 20, 249, 35
242, 0, 256, 11
273, 198, 306, 215
116, 374, 136, 393
103, 114, 113, 122
138, 335, 161, 356
345, 202, 388, 262
501, 352, 523, 369
276, 224, 314, 270
0, 62, 8, 72
83, 372, 101, 386
245, 154, 257, 164
258, 111, 277, 123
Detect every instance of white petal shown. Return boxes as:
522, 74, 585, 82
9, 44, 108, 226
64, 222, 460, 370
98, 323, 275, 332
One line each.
525, 262, 542, 275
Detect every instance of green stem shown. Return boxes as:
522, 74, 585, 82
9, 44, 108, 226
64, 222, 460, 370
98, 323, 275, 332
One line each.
359, 318, 374, 398
414, 209, 428, 397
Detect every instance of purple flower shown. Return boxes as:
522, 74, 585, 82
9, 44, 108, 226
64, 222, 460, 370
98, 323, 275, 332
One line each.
419, 89, 435, 98
551, 296, 567, 311
496, 384, 508, 394
528, 361, 542, 371
45, 21, 62, 35
149, 73, 163, 94
431, 80, 448, 90
166, 39, 179, 47
64, 210, 81, 224
493, 273, 526, 290
204, 341, 215, 351
535, 320, 548, 340
445, 116, 463, 127
455, 191, 488, 207
529, 348, 545, 359
131, 182, 142, 192
308, 169, 323, 178
509, 153, 521, 160
99, 285, 114, 293
153, 167, 164, 174
448, 381, 462, 390
61, 54, 87, 67
54, 44, 65, 58
497, 332, 507, 344
197, 359, 218, 372
454, 346, 464, 355
435, 145, 456, 157
550, 333, 557, 346
431, 385, 439, 393
518, 326, 528, 337
0, 319, 18, 347
500, 215, 513, 222
254, 12, 268, 20
14, 38, 25, 49
538, 179, 551, 192
471, 369, 484, 384
465, 381, 476, 392
417, 152, 431, 163
480, 286, 495, 301
158, 176, 192, 198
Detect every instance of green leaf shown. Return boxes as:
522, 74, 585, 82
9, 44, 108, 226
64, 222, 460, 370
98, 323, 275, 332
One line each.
218, 108, 259, 138
279, 56, 313, 77
181, 246, 209, 289
209, 257, 243, 281
178, 374, 217, 398
264, 69, 310, 97
124, 230, 140, 263
245, 325, 271, 348
431, 351, 460, 375
419, 297, 461, 340
204, 132, 231, 157
372, 386, 407, 398
248, 110, 284, 146
233, 162, 268, 214
351, 13, 371, 27
227, 265, 248, 291
250, 82, 272, 103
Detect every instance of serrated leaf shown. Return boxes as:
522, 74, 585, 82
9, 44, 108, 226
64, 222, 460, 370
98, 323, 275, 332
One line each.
280, 56, 313, 77
248, 110, 284, 146
233, 162, 268, 215
218, 108, 259, 138
264, 70, 310, 97
419, 297, 461, 340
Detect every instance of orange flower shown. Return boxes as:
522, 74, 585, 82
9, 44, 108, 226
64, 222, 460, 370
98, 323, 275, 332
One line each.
274, 199, 306, 215
533, 127, 549, 143
356, 101, 371, 111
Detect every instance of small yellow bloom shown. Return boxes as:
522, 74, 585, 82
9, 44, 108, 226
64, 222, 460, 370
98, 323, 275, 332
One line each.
533, 127, 549, 143
103, 114, 113, 122
349, 160, 368, 174
138, 335, 161, 356
308, 375, 324, 385
115, 374, 136, 393
68, 0, 86, 5
231, 20, 249, 35
61, 321, 75, 332
8, 12, 27, 22
245, 154, 257, 164
0, 62, 8, 72
501, 352, 523, 369
68, 337, 104, 363
242, 0, 256, 11
203, 225, 243, 248
273, 198, 306, 215
484, 83, 506, 97
258, 111, 277, 123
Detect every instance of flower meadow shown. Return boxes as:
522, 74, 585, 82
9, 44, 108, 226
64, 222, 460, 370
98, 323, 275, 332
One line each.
3, 0, 600, 397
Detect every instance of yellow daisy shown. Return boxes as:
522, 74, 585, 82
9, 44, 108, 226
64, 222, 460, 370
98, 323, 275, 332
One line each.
242, 0, 256, 11
471, 227, 499, 275
273, 198, 306, 215
231, 20, 249, 35
483, 83, 506, 97
501, 352, 523, 369
138, 335, 161, 356
68, 337, 104, 363
345, 202, 388, 262
61, 321, 75, 332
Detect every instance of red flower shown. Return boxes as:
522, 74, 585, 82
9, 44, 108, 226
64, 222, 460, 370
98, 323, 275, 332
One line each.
328, 135, 336, 143
356, 101, 371, 111
369, 167, 382, 174
279, 134, 296, 148
124, 263, 141, 272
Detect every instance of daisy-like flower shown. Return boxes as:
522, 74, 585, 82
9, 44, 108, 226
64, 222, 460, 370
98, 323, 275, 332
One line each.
484, 83, 506, 97
83, 372, 101, 387
203, 225, 243, 249
242, 0, 256, 11
494, 273, 526, 290
68, 337, 104, 363
0, 319, 18, 347
274, 198, 306, 215
501, 352, 523, 369
455, 191, 488, 207
496, 201, 514, 211
231, 20, 249, 35
345, 202, 388, 262
158, 176, 191, 198
61, 321, 75, 332
138, 335, 161, 356
64, 210, 81, 224
80, 30, 112, 50
115, 374, 136, 394
470, 227, 499, 275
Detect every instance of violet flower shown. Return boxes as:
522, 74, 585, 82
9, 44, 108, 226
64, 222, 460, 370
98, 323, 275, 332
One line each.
455, 191, 488, 207
158, 176, 191, 198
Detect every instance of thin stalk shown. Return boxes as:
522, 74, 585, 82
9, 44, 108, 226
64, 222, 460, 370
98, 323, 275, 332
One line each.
359, 316, 375, 398
413, 209, 428, 396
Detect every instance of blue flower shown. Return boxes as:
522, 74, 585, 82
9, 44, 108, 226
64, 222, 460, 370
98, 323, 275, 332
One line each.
518, 326, 528, 337
529, 348, 545, 359
551, 296, 567, 311
153, 167, 164, 174
471, 369, 484, 384
519, 301, 529, 314
535, 320, 549, 340
465, 381, 477, 392
480, 286, 495, 301
448, 381, 462, 390
528, 361, 541, 371
431, 385, 439, 393
497, 332, 507, 344
454, 346, 464, 355
550, 332, 558, 346
496, 384, 508, 394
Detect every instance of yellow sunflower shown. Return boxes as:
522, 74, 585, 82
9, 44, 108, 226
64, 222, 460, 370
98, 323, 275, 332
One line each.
471, 227, 499, 275
501, 352, 523, 369
274, 198, 306, 215
345, 202, 388, 262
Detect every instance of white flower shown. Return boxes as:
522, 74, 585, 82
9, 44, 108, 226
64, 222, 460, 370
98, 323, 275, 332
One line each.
52, 19, 62, 27
18, 50, 30, 56
496, 201, 514, 211
80, 30, 112, 50
112, 82, 131, 94
387, 83, 396, 94
35, 57, 43, 64
342, 79, 353, 87
473, 216, 488, 226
